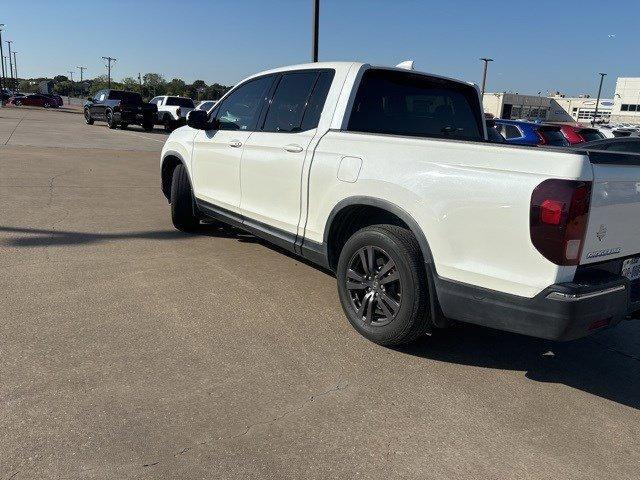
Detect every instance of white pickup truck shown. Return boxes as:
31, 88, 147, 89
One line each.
160, 61, 640, 346
149, 95, 195, 131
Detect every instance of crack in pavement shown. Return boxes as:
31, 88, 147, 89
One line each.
3, 113, 28, 145
141, 380, 350, 468
46, 170, 74, 207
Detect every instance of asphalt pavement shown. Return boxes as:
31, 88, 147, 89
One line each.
1, 106, 639, 479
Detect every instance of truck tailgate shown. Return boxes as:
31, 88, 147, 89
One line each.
582, 151, 640, 264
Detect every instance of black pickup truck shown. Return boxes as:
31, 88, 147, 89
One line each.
84, 89, 157, 131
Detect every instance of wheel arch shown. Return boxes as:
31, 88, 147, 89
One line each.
323, 196, 435, 271
161, 151, 190, 200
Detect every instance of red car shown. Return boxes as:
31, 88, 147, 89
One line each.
9, 94, 57, 108
552, 124, 605, 145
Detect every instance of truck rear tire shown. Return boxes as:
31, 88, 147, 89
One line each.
170, 164, 200, 232
106, 110, 117, 129
164, 118, 175, 133
336, 224, 431, 346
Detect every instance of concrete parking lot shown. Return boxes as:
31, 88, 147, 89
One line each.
1, 106, 639, 479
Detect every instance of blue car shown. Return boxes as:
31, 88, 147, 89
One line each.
493, 119, 569, 147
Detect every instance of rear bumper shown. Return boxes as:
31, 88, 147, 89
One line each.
434, 272, 639, 341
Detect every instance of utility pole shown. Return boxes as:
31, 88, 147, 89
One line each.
12, 51, 17, 87
6, 40, 13, 91
0, 24, 5, 104
311, 0, 319, 62
479, 58, 493, 98
68, 70, 74, 105
76, 65, 86, 83
592, 72, 607, 126
102, 56, 116, 88
77, 66, 86, 97
138, 72, 142, 91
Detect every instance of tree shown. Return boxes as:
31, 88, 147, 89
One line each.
143, 73, 166, 96
166, 78, 187, 96
122, 77, 141, 93
54, 81, 74, 96
18, 80, 37, 93
205, 83, 231, 100
53, 75, 69, 83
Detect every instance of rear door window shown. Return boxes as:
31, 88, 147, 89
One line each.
347, 68, 483, 141
262, 72, 319, 133
166, 97, 195, 108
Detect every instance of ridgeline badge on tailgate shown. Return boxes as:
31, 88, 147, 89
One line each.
587, 248, 622, 259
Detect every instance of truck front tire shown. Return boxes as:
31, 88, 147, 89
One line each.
336, 225, 431, 346
170, 164, 200, 232
84, 109, 94, 125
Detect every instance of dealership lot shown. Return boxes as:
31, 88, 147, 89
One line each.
1, 107, 640, 479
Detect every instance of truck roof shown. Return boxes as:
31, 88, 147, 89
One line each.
246, 61, 477, 89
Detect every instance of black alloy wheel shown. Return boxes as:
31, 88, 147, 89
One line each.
346, 246, 401, 326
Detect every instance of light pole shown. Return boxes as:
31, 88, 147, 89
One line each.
479, 58, 493, 98
592, 72, 606, 126
0, 24, 5, 104
102, 56, 116, 88
311, 0, 319, 62
6, 39, 13, 90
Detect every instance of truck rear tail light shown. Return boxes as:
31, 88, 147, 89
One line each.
535, 130, 547, 145
530, 179, 592, 266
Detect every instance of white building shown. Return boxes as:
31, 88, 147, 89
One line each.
611, 77, 640, 124
483, 92, 613, 123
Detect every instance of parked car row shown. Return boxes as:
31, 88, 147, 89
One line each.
83, 90, 217, 132
487, 118, 640, 153
4, 92, 63, 108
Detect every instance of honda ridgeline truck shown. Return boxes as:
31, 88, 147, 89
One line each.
159, 62, 640, 346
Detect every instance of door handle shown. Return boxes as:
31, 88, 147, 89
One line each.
283, 144, 303, 153
229, 140, 243, 148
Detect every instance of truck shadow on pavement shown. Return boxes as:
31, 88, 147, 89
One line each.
398, 323, 640, 410
0, 223, 241, 247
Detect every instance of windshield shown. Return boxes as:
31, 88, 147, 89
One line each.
166, 97, 195, 108
539, 127, 569, 146
579, 130, 605, 142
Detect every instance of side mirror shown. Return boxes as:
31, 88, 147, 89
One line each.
187, 109, 216, 130
87, 97, 93, 102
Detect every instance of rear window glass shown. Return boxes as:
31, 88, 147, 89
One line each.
166, 97, 195, 108
108, 91, 143, 104
579, 130, 604, 142
539, 127, 569, 146
347, 69, 483, 141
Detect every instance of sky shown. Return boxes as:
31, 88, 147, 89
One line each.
2, 0, 638, 97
